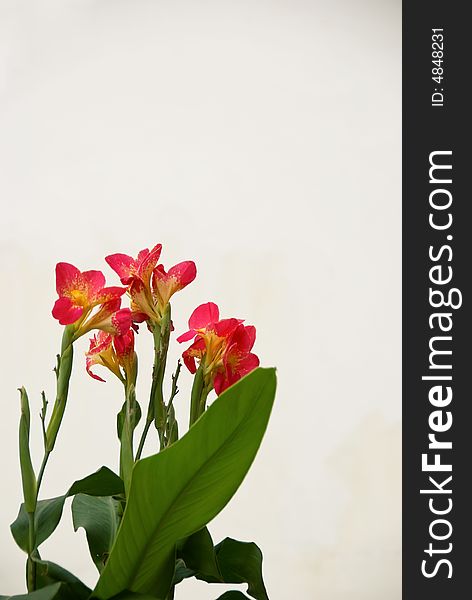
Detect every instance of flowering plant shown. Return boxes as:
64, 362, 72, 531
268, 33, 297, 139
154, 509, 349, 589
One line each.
3, 244, 276, 600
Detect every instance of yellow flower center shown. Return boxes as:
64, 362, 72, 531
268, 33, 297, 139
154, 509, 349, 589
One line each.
70, 288, 88, 306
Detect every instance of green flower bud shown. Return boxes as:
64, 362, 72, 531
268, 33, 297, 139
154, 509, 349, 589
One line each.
18, 387, 37, 513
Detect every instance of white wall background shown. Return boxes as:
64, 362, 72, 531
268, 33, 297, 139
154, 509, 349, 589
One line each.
0, 1, 401, 598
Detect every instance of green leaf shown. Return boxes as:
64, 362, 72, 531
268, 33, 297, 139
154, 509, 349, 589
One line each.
33, 558, 91, 600
93, 367, 276, 599
172, 559, 196, 586
11, 467, 124, 553
216, 593, 250, 600
117, 399, 142, 441
176, 535, 269, 599
0, 583, 62, 600
178, 527, 221, 581
202, 538, 269, 600
72, 494, 121, 572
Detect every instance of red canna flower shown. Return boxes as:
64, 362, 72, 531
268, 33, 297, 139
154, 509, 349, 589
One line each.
178, 302, 258, 394
86, 332, 117, 382
213, 324, 260, 395
106, 244, 196, 322
176, 302, 240, 344
86, 329, 136, 383
105, 244, 162, 286
80, 299, 132, 337
106, 244, 163, 322
114, 329, 135, 364
52, 263, 126, 326
152, 261, 196, 308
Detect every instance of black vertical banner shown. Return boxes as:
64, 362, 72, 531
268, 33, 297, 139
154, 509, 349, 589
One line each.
404, 3, 471, 599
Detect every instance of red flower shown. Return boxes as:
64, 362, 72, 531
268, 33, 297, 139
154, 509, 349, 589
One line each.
106, 244, 196, 322
114, 329, 135, 363
80, 299, 132, 337
213, 324, 260, 395
106, 244, 162, 322
105, 244, 162, 286
52, 263, 126, 326
152, 261, 196, 307
86, 332, 116, 382
86, 329, 136, 383
177, 302, 240, 345
178, 302, 258, 394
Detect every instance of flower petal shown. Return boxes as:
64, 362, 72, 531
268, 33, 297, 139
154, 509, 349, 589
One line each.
85, 332, 113, 382
81, 270, 106, 300
213, 372, 225, 396
236, 352, 260, 376
167, 261, 197, 288
227, 323, 255, 353
114, 329, 135, 359
177, 329, 197, 343
129, 279, 158, 321
137, 249, 150, 263
88, 331, 113, 354
95, 286, 127, 305
86, 362, 107, 383
132, 311, 149, 323
182, 336, 205, 374
138, 243, 162, 282
52, 297, 83, 325
105, 253, 136, 285
214, 318, 243, 338
188, 302, 219, 330
55, 262, 81, 296
111, 308, 132, 336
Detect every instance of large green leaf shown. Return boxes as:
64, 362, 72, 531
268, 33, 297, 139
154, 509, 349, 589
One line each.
11, 467, 124, 553
174, 535, 269, 600
177, 527, 221, 581
201, 538, 269, 600
33, 558, 91, 600
72, 494, 121, 572
0, 583, 62, 600
93, 367, 276, 599
172, 559, 195, 586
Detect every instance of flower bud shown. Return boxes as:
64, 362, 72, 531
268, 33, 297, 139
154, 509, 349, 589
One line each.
18, 387, 37, 513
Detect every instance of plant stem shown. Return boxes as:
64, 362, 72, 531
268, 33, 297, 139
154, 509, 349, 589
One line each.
119, 382, 135, 497
136, 306, 171, 458
45, 328, 75, 452
36, 451, 51, 491
25, 327, 75, 592
164, 361, 181, 448
154, 307, 171, 449
168, 360, 181, 412
189, 362, 212, 428
135, 418, 152, 461
26, 514, 36, 592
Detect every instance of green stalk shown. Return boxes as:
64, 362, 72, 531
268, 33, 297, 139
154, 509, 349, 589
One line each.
119, 382, 135, 497
136, 305, 171, 458
135, 418, 152, 462
45, 327, 75, 452
189, 365, 207, 426
189, 358, 213, 428
153, 306, 171, 449
24, 326, 75, 591
18, 385, 37, 590
164, 361, 181, 448
26, 514, 35, 592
